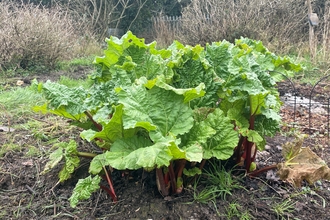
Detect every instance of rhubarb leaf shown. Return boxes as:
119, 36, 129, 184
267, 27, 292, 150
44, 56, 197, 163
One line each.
69, 175, 101, 208
41, 140, 80, 182
38, 81, 87, 116
41, 147, 63, 175
202, 109, 239, 160
117, 84, 194, 139
81, 104, 128, 143
58, 140, 80, 182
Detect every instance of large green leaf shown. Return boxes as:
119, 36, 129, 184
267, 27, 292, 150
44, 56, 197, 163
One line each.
84, 81, 118, 115
81, 104, 129, 143
39, 81, 87, 116
33, 103, 85, 121
89, 135, 201, 171
168, 43, 222, 107
202, 109, 239, 160
93, 31, 172, 83
117, 84, 194, 139
142, 76, 206, 103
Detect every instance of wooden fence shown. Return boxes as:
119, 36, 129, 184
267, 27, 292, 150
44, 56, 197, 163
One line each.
152, 16, 182, 32
152, 15, 212, 32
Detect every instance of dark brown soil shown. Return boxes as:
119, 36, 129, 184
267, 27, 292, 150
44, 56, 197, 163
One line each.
1, 71, 330, 220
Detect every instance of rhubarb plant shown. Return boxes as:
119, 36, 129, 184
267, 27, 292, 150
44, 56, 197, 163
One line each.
35, 31, 301, 207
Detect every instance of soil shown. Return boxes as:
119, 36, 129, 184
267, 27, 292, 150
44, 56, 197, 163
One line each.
1, 70, 330, 220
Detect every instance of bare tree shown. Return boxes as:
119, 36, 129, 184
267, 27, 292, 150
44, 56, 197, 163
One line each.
62, 0, 148, 40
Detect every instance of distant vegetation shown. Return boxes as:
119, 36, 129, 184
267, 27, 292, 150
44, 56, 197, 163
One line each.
1, 0, 330, 79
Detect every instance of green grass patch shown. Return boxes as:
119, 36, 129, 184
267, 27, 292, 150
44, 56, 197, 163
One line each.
58, 75, 93, 88
0, 142, 22, 157
56, 56, 95, 72
26, 145, 42, 157
224, 201, 254, 220
0, 86, 44, 120
271, 198, 296, 220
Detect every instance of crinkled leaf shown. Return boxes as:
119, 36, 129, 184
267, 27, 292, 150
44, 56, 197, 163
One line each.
84, 81, 118, 115
33, 103, 85, 121
254, 116, 280, 136
179, 116, 216, 157
59, 156, 80, 182
183, 167, 202, 177
117, 84, 194, 139
90, 136, 172, 171
202, 109, 239, 160
41, 140, 80, 182
225, 63, 267, 96
148, 76, 206, 103
93, 31, 171, 82
59, 140, 80, 182
169, 44, 222, 107
39, 81, 87, 116
226, 107, 249, 129
90, 135, 201, 172
69, 175, 101, 208
94, 31, 149, 68
41, 147, 64, 174
89, 136, 151, 173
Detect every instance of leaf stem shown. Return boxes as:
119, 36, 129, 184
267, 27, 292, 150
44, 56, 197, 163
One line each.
77, 152, 98, 158
175, 159, 187, 178
156, 168, 169, 196
84, 111, 102, 131
168, 162, 177, 194
248, 164, 278, 177
102, 166, 117, 202
245, 114, 256, 172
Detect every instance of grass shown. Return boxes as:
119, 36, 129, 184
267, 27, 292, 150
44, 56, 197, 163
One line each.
224, 201, 254, 220
189, 162, 247, 218
0, 142, 22, 157
56, 56, 96, 72
0, 86, 44, 120
271, 198, 296, 220
291, 53, 330, 85
0, 76, 91, 158
58, 75, 93, 88
202, 162, 244, 200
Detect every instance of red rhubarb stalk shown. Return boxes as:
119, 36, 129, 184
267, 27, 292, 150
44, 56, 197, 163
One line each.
102, 166, 117, 202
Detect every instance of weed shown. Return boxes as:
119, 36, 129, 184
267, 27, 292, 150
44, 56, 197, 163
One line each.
0, 142, 21, 157
271, 198, 296, 220
300, 186, 326, 208
202, 162, 244, 200
190, 163, 247, 218
26, 146, 42, 157
224, 201, 253, 220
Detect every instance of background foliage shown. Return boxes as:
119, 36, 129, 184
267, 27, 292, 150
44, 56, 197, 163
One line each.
2, 0, 330, 74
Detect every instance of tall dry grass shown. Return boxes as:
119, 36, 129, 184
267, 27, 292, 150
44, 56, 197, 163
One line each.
153, 0, 308, 55
0, 1, 99, 71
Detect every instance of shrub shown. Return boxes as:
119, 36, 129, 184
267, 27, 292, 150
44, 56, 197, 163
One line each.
0, 1, 84, 71
153, 0, 307, 54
